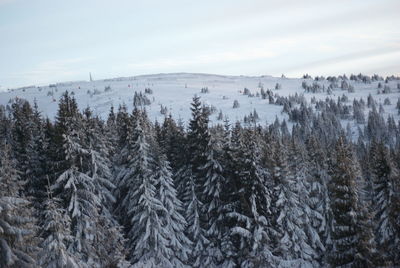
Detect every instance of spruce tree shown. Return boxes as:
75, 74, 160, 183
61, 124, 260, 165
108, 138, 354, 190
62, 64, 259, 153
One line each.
51, 93, 102, 266
328, 136, 374, 267
81, 108, 129, 267
183, 170, 209, 267
201, 135, 225, 266
38, 188, 80, 268
305, 134, 329, 265
370, 140, 400, 265
118, 111, 189, 267
155, 153, 191, 266
0, 143, 38, 268
231, 128, 275, 267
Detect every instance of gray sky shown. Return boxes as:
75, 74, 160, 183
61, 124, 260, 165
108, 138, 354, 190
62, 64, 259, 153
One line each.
1, 0, 399, 89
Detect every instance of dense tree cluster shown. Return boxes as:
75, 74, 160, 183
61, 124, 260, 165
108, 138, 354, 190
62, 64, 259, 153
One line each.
0, 91, 399, 267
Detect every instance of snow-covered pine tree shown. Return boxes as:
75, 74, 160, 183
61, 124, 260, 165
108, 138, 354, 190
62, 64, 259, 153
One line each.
38, 187, 80, 268
51, 93, 103, 266
9, 99, 48, 215
105, 105, 119, 160
183, 169, 209, 267
174, 96, 211, 266
0, 143, 38, 268
118, 110, 188, 267
232, 128, 275, 267
153, 153, 191, 267
10, 98, 34, 179
25, 100, 48, 211
81, 108, 129, 267
305, 134, 329, 265
115, 104, 130, 154
159, 115, 186, 173
284, 138, 324, 267
187, 95, 210, 197
369, 140, 400, 265
269, 138, 314, 267
51, 130, 100, 266
200, 134, 225, 267
0, 105, 11, 145
217, 120, 239, 268
82, 108, 116, 211
327, 136, 374, 267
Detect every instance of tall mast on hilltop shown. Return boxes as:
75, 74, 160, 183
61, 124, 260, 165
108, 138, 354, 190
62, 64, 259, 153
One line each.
89, 72, 93, 82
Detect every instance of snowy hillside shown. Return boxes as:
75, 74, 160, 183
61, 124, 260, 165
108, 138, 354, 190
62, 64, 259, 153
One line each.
1, 73, 399, 126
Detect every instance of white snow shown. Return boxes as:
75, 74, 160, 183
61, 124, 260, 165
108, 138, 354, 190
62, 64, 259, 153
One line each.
0, 73, 399, 126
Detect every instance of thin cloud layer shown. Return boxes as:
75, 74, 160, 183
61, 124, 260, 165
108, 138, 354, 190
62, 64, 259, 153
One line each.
0, 0, 399, 88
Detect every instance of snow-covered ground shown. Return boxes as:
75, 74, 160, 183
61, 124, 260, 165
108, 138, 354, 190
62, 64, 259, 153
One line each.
0, 73, 399, 126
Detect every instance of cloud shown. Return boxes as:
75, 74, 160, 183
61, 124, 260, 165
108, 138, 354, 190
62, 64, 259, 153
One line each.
13, 57, 92, 86
286, 46, 400, 73
126, 47, 279, 71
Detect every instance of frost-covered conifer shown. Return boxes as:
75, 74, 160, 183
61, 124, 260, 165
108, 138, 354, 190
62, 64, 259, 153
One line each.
201, 135, 225, 267
328, 136, 374, 267
0, 143, 38, 268
370, 140, 400, 265
38, 190, 80, 268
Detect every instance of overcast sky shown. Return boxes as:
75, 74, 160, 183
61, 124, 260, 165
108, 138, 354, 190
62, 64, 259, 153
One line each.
1, 0, 399, 89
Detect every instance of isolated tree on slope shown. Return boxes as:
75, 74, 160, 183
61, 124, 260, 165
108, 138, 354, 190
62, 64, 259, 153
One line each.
0, 143, 38, 268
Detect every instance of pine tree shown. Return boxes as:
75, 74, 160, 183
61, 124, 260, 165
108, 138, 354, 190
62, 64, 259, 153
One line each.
159, 115, 186, 173
118, 111, 188, 267
51, 130, 100, 266
124, 122, 169, 266
177, 96, 211, 266
370, 140, 400, 265
154, 153, 191, 267
328, 136, 374, 267
201, 135, 225, 267
105, 105, 118, 160
218, 120, 239, 268
231, 128, 275, 267
268, 139, 315, 267
51, 95, 103, 266
25, 100, 48, 210
183, 170, 209, 267
187, 96, 210, 186
81, 108, 129, 267
38, 188, 80, 268
10, 98, 34, 178
0, 143, 38, 268
305, 135, 329, 265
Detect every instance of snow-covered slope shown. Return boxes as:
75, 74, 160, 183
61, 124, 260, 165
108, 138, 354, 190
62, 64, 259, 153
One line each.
0, 73, 399, 126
